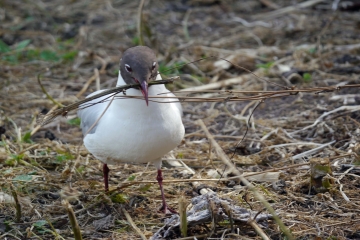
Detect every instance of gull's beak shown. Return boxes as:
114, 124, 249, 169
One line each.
140, 80, 149, 106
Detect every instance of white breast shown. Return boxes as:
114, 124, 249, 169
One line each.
81, 73, 184, 167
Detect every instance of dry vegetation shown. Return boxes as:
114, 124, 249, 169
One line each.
1, 0, 360, 239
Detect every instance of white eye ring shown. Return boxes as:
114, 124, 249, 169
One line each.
152, 62, 156, 70
125, 64, 132, 73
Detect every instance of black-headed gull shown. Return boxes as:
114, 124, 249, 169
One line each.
78, 46, 185, 214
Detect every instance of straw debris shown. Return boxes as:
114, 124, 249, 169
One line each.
1, 0, 359, 239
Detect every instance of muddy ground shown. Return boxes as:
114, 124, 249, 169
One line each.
1, 0, 360, 239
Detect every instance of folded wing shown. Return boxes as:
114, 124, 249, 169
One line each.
77, 90, 112, 135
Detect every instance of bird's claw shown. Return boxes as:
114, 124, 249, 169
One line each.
158, 204, 177, 215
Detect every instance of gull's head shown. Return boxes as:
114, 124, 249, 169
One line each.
120, 46, 159, 106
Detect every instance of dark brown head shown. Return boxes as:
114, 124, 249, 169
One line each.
120, 46, 159, 105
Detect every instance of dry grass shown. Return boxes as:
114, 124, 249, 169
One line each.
1, 0, 360, 239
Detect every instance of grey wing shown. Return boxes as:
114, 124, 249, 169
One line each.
77, 90, 112, 135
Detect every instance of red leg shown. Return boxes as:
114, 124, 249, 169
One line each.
103, 164, 110, 192
156, 169, 177, 214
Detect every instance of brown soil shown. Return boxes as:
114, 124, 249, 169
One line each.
1, 0, 360, 239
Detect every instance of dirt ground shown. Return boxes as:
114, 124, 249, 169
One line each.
1, 0, 360, 239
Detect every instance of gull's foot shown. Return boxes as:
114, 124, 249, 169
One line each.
158, 204, 177, 215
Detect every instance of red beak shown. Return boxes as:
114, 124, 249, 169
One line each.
140, 81, 149, 106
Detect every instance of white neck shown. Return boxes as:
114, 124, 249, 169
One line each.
116, 71, 126, 86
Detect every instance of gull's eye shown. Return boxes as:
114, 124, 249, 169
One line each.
125, 64, 132, 73
152, 62, 156, 70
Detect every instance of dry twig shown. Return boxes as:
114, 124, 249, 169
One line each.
122, 208, 147, 240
